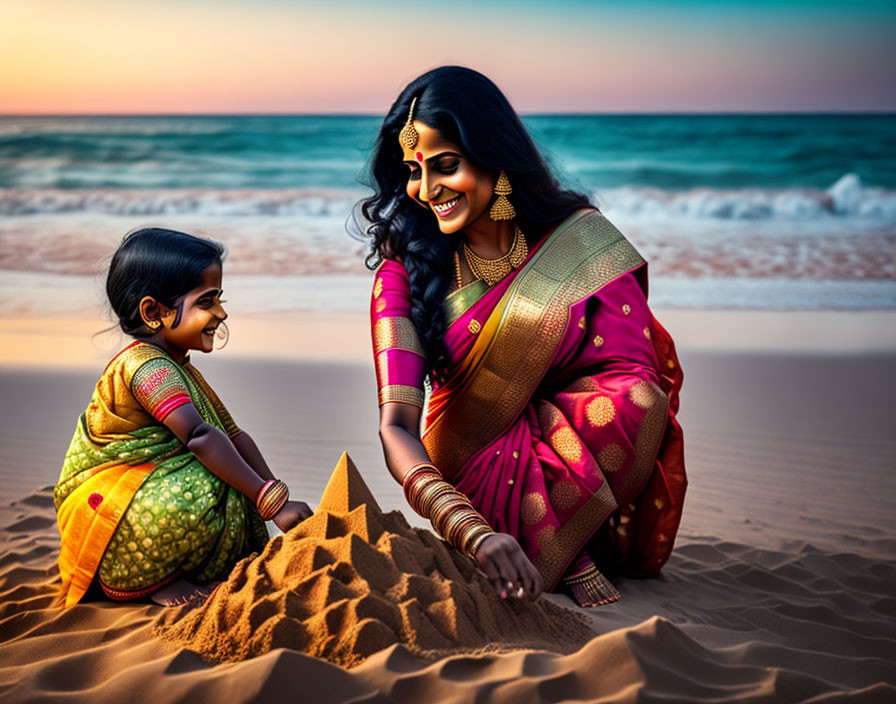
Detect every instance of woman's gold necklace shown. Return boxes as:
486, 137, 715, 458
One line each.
457, 223, 528, 287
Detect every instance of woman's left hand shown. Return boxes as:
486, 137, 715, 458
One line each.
272, 500, 313, 533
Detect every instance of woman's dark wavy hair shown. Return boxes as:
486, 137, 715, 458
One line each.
353, 66, 591, 382
106, 227, 225, 337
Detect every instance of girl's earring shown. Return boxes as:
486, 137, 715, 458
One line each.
214, 321, 229, 350
489, 170, 516, 221
147, 320, 161, 331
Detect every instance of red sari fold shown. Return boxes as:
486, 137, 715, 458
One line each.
371, 210, 686, 591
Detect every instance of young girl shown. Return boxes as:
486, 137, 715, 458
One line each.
54, 227, 311, 607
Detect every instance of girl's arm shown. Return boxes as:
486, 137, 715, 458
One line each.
230, 432, 275, 482
164, 403, 265, 499
163, 404, 311, 530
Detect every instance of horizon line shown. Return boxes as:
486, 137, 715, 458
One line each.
2, 110, 895, 118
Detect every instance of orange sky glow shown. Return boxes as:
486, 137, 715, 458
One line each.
2, 0, 894, 113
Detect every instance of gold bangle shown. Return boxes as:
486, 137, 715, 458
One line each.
407, 474, 444, 515
465, 527, 494, 557
428, 492, 464, 526
402, 463, 442, 512
418, 481, 455, 518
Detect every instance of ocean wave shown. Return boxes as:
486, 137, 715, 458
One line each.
597, 174, 896, 221
0, 188, 362, 217
2, 175, 893, 222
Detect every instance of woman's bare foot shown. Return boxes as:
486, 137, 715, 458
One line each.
563, 566, 621, 607
150, 579, 221, 607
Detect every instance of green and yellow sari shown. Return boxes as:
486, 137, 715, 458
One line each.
55, 341, 268, 607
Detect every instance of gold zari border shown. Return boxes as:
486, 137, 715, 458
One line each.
379, 384, 425, 408
373, 316, 424, 356
423, 211, 646, 479
444, 279, 489, 327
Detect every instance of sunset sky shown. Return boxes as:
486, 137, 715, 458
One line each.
2, 0, 894, 114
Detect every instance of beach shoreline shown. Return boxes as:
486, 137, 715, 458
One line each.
2, 307, 895, 372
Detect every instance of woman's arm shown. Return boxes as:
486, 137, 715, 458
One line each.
378, 402, 432, 483
379, 402, 544, 600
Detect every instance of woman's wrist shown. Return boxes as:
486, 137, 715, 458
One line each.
467, 530, 494, 558
401, 461, 494, 558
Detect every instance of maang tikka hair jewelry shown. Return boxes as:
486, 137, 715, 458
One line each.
398, 96, 419, 150
489, 170, 516, 221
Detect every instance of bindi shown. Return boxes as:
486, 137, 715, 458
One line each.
415, 152, 423, 162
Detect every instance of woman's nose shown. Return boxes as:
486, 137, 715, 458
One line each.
419, 169, 439, 203
214, 302, 227, 320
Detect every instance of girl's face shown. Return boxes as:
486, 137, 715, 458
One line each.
401, 122, 496, 235
157, 262, 227, 358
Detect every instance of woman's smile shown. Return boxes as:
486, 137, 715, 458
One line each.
401, 122, 495, 235
432, 194, 461, 217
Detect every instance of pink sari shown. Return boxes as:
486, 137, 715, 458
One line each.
371, 210, 686, 591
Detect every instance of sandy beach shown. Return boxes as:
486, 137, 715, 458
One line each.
1, 308, 895, 702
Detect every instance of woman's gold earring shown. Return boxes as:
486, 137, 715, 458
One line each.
147, 320, 161, 331
489, 170, 516, 221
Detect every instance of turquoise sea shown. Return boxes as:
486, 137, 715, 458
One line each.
1, 114, 894, 311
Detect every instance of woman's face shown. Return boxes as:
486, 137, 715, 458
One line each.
401, 122, 496, 235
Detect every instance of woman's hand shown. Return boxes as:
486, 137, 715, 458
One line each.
272, 500, 313, 533
473, 533, 544, 601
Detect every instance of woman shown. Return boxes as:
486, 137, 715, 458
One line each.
357, 67, 686, 607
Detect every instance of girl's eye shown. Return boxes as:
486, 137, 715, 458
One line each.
407, 167, 421, 181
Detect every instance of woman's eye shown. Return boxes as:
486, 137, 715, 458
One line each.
407, 167, 421, 181
436, 159, 459, 174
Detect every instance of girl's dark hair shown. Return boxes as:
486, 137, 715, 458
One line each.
353, 66, 591, 382
106, 227, 225, 337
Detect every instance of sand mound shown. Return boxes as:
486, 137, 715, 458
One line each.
155, 454, 595, 668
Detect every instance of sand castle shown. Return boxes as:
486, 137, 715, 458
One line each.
155, 454, 595, 668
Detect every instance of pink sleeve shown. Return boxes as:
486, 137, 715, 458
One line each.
130, 356, 192, 422
370, 260, 427, 408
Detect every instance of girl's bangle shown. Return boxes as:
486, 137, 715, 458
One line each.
256, 479, 276, 505
256, 478, 289, 520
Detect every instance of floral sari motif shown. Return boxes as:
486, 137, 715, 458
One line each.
55, 341, 268, 607
372, 210, 686, 591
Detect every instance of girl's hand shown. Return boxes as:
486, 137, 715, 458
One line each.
272, 500, 313, 533
473, 533, 544, 601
